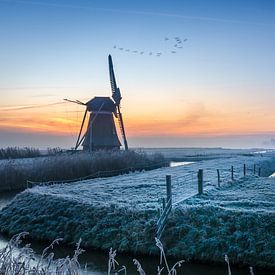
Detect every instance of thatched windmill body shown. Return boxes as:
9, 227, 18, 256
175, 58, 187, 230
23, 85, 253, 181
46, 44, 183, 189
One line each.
65, 55, 128, 151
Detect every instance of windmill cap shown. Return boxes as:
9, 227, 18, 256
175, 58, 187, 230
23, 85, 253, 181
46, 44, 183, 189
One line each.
86, 97, 116, 112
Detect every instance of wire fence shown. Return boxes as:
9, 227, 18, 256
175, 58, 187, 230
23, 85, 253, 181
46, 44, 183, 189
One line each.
156, 162, 270, 239
26, 160, 168, 188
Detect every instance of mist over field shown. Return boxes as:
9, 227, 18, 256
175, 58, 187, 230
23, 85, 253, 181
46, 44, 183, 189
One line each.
1, 128, 275, 149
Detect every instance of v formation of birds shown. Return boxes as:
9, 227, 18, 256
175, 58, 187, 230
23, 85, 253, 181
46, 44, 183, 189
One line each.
112, 37, 188, 57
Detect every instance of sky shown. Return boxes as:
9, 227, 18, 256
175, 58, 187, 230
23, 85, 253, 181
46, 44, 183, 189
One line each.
0, 0, 275, 149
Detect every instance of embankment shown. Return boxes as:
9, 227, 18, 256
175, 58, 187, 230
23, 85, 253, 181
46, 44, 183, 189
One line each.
0, 174, 274, 268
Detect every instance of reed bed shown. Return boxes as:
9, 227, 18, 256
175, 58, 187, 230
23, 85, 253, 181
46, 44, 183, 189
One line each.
0, 147, 41, 160
0, 150, 165, 191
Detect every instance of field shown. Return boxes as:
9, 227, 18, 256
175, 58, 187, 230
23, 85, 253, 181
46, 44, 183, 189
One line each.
139, 147, 261, 160
4, 154, 273, 209
0, 149, 274, 269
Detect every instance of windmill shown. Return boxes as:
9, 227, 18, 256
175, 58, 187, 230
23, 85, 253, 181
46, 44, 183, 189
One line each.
65, 55, 128, 151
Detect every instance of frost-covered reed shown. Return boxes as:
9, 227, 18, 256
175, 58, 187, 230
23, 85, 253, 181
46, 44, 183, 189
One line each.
0, 234, 183, 275
0, 147, 41, 160
0, 234, 255, 274
0, 150, 165, 191
0, 232, 85, 274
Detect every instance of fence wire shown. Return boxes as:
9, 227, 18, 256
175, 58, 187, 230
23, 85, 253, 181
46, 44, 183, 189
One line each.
169, 162, 265, 208
26, 160, 168, 188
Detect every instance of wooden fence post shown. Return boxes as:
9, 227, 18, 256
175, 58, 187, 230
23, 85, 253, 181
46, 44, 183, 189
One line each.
243, 164, 246, 177
162, 197, 166, 210
166, 175, 172, 204
157, 177, 173, 239
258, 167, 261, 177
217, 169, 221, 187
231, 166, 234, 181
253, 164, 256, 175
198, 169, 203, 195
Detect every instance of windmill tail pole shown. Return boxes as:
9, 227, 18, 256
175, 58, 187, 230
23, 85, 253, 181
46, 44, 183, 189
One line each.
117, 106, 128, 151
75, 108, 88, 150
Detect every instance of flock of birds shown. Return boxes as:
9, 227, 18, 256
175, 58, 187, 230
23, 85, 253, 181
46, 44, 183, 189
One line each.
112, 36, 188, 57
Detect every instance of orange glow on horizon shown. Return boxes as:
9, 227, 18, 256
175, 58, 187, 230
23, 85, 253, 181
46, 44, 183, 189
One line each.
1, 92, 275, 139
1, 105, 275, 138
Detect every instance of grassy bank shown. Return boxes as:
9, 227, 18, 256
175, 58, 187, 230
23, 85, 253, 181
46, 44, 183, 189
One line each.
0, 150, 165, 192
0, 175, 274, 268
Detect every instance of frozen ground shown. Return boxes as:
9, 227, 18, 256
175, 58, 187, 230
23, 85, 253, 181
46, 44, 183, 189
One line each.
0, 151, 274, 268
183, 175, 275, 213
138, 147, 270, 160
163, 175, 275, 267
27, 154, 274, 210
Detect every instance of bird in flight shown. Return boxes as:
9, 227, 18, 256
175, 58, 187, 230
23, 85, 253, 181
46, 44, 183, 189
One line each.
112, 36, 188, 57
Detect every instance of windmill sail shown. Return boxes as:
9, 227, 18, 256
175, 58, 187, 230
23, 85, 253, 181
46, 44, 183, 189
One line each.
108, 55, 122, 106
108, 55, 128, 150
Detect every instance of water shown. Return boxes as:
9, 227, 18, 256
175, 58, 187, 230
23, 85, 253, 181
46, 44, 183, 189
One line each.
0, 193, 273, 274
169, 161, 194, 167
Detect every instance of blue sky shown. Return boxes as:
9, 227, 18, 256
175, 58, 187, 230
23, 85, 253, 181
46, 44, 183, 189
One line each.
0, 0, 275, 148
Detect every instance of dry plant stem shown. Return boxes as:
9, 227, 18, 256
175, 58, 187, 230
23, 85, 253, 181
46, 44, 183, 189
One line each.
36, 238, 63, 270
116, 265, 127, 274
169, 260, 185, 275
155, 238, 170, 272
108, 248, 119, 275
157, 266, 164, 275
133, 259, 146, 275
224, 255, 231, 275
154, 238, 185, 275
